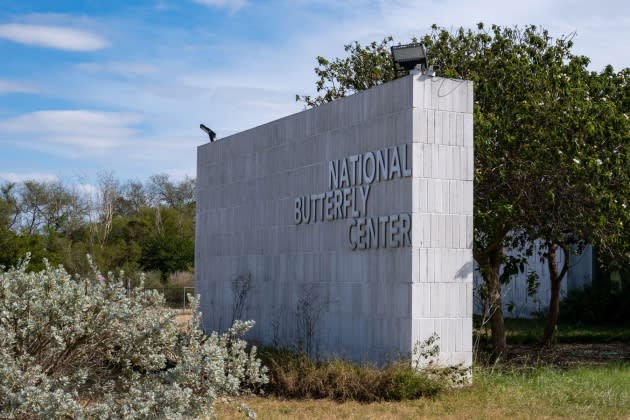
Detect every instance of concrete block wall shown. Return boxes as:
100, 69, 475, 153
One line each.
196, 74, 473, 366
410, 77, 474, 367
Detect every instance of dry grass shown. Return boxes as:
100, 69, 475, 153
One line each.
213, 390, 544, 419
258, 347, 445, 402
168, 271, 194, 287
215, 363, 630, 419
174, 310, 192, 331
214, 396, 454, 419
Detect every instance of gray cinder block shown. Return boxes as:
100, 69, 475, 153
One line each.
196, 75, 473, 369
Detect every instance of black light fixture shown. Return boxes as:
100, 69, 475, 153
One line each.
391, 42, 429, 75
200, 124, 216, 142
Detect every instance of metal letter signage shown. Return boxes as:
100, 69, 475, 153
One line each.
294, 144, 412, 250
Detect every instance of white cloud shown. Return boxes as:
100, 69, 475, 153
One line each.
0, 108, 202, 179
0, 172, 58, 183
4, 0, 626, 182
0, 79, 37, 94
155, 1, 174, 11
76, 62, 157, 77
0, 110, 142, 155
0, 23, 108, 51
191, 0, 247, 12
75, 182, 99, 196
314, 0, 630, 71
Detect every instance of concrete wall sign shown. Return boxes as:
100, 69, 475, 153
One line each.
196, 74, 474, 368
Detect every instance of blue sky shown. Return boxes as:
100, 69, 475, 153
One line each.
1, 0, 628, 185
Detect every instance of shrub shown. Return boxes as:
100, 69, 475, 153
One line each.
0, 255, 267, 418
560, 274, 630, 325
258, 347, 444, 402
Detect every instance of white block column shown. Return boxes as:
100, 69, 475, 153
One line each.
410, 76, 474, 367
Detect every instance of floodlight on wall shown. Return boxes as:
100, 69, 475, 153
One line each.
391, 42, 429, 75
200, 124, 216, 142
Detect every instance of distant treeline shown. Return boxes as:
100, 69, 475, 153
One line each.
0, 172, 195, 282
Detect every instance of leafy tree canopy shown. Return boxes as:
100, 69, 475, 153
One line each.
297, 23, 630, 352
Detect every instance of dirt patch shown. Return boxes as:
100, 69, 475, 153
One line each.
175, 311, 192, 331
477, 342, 630, 368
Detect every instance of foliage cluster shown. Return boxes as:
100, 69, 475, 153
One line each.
475, 317, 630, 346
0, 173, 195, 281
256, 334, 468, 404
0, 258, 267, 418
560, 271, 630, 325
297, 23, 630, 353
258, 347, 444, 402
296, 37, 396, 107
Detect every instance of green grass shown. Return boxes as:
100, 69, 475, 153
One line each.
476, 364, 630, 417
216, 323, 630, 418
475, 317, 630, 345
216, 363, 630, 419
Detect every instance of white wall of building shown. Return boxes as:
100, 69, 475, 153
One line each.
473, 242, 593, 318
196, 74, 474, 367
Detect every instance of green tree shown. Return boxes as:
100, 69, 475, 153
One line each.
296, 37, 396, 107
1, 181, 62, 270
525, 64, 630, 344
115, 180, 150, 216
139, 206, 195, 281
1, 173, 199, 285
16, 180, 83, 235
148, 173, 195, 209
297, 24, 630, 354
0, 182, 19, 231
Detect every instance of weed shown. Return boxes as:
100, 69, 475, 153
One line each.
295, 285, 329, 357
231, 272, 252, 323
258, 347, 444, 402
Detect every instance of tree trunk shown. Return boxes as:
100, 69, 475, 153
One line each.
486, 247, 507, 357
542, 242, 569, 346
476, 246, 507, 357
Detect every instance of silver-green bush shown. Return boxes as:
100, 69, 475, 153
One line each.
0, 256, 267, 419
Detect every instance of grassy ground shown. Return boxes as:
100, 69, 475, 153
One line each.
215, 363, 630, 419
213, 320, 630, 419
474, 319, 630, 367
491, 318, 630, 344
